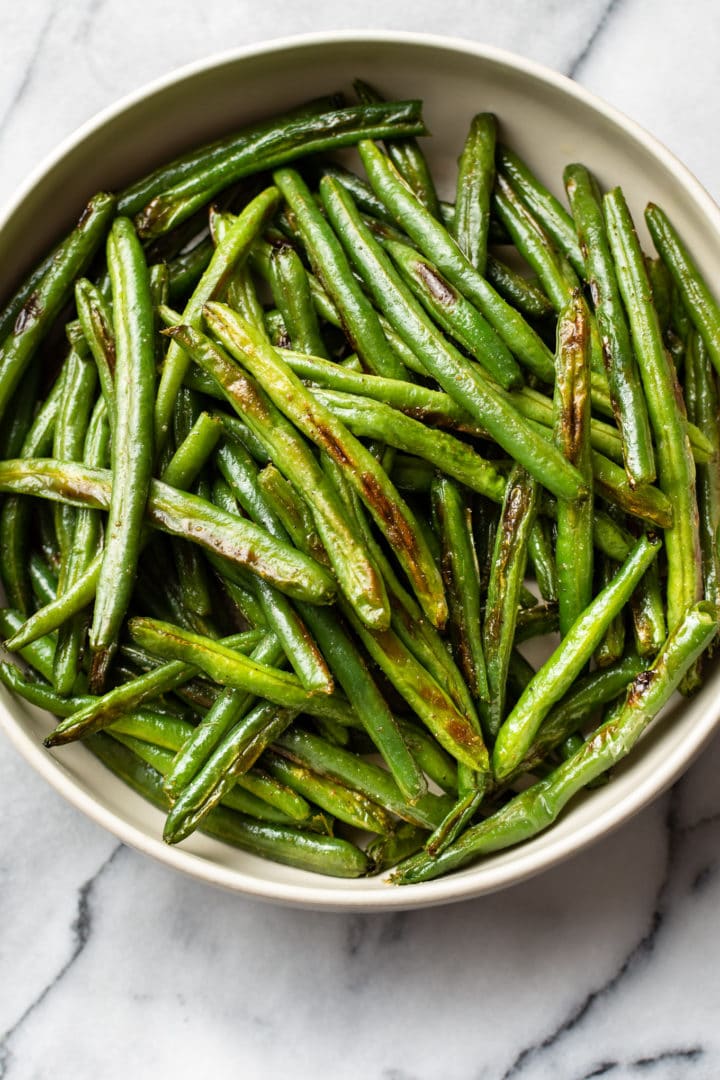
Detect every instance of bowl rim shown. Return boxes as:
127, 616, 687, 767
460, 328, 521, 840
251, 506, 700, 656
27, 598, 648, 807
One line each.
2, 29, 719, 911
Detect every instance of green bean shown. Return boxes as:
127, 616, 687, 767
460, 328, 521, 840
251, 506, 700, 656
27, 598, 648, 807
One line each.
203, 302, 447, 628
605, 188, 701, 630
432, 477, 488, 701
514, 654, 647, 778
386, 240, 523, 390
52, 348, 100, 555
312, 386, 506, 501
498, 145, 585, 277
212, 409, 272, 467
155, 188, 279, 452
359, 139, 556, 382
274, 728, 452, 830
485, 255, 555, 321
74, 279, 116, 430
264, 749, 392, 834
564, 164, 656, 485
111, 733, 299, 825
53, 397, 109, 697
43, 628, 263, 746
162, 320, 386, 627
0, 367, 65, 614
354, 79, 440, 217
367, 824, 427, 874
0, 459, 335, 606
645, 202, 720, 379
163, 699, 301, 842
0, 358, 40, 461
230, 768, 311, 823
282, 349, 478, 431
134, 100, 426, 237
272, 169, 406, 379
0, 608, 57, 683
270, 243, 328, 358
514, 603, 559, 643
0, 243, 62, 346
163, 633, 284, 797
528, 519, 558, 602
554, 291, 594, 636
630, 558, 667, 659
492, 534, 660, 778
164, 237, 214, 302
241, 451, 428, 796
393, 602, 716, 883
103, 710, 311, 822
0, 193, 115, 425
126, 615, 340, 712
483, 466, 538, 738
320, 174, 585, 501
313, 162, 397, 225
216, 441, 334, 694
89, 217, 155, 689
228, 262, 268, 334
28, 553, 58, 608
116, 93, 343, 217
452, 113, 496, 274
685, 333, 720, 625
88, 732, 369, 877
424, 778, 487, 858
594, 553, 627, 669
343, 603, 488, 772
493, 176, 575, 313
164, 412, 223, 489
396, 720, 458, 794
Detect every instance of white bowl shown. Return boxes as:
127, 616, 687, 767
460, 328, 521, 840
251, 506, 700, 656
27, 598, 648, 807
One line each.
1, 31, 719, 911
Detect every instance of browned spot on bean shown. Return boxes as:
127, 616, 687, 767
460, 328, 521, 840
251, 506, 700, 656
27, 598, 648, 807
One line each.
626, 668, 656, 708
359, 470, 421, 568
14, 292, 43, 335
414, 260, 457, 307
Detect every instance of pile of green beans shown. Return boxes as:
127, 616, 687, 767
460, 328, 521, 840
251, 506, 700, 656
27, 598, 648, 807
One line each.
0, 82, 718, 885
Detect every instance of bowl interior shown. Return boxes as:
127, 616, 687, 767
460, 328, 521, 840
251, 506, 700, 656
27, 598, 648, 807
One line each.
1, 33, 718, 910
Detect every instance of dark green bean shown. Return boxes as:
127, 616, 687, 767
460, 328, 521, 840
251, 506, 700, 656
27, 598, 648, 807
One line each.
0, 193, 115, 425
493, 534, 661, 778
155, 187, 279, 452
484, 465, 538, 738
44, 628, 263, 747
393, 603, 716, 883
358, 139, 556, 382
432, 476, 488, 701
273, 168, 407, 379
88, 732, 369, 877
564, 164, 655, 485
386, 240, 523, 390
134, 100, 427, 237
0, 459, 335, 606
554, 291, 594, 636
354, 79, 440, 217
453, 113, 496, 274
161, 318, 386, 627
90, 216, 156, 689
203, 302, 447, 628
645, 202, 720, 379
320, 173, 585, 501
605, 188, 702, 631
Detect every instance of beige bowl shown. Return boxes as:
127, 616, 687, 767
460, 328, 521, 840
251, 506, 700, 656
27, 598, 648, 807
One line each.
1, 31, 718, 910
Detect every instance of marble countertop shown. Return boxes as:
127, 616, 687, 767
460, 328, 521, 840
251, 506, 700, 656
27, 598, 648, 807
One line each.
2, 2, 720, 1078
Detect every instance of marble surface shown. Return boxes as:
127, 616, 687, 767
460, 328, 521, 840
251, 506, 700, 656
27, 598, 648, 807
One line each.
2, 2, 720, 1078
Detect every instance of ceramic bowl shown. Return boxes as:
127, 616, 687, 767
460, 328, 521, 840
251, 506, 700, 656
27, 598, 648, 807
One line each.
1, 31, 718, 910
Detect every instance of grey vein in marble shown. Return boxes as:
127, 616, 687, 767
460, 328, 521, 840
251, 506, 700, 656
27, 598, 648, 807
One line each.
0, 845, 123, 1079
